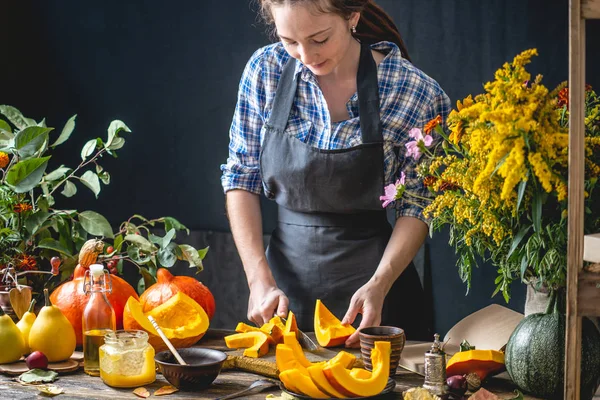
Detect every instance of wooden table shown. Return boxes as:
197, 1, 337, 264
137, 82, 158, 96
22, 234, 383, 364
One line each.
0, 331, 595, 400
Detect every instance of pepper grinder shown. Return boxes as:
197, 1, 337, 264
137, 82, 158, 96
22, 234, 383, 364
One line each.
423, 333, 449, 396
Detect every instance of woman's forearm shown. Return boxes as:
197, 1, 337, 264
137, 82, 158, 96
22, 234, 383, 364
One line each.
370, 216, 428, 294
225, 189, 276, 289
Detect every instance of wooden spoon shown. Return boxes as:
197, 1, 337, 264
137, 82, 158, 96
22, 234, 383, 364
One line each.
9, 286, 32, 319
147, 316, 187, 365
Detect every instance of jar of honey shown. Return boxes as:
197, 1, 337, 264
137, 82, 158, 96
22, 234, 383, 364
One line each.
99, 330, 156, 388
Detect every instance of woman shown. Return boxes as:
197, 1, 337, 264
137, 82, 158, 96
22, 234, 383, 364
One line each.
221, 0, 451, 345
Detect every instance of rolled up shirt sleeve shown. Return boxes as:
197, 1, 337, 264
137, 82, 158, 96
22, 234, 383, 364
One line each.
395, 91, 452, 224
220, 48, 267, 195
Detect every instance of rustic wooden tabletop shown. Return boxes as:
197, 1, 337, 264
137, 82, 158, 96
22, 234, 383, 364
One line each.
0, 331, 595, 400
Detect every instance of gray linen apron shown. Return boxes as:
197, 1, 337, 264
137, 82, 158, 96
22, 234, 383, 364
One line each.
260, 43, 429, 340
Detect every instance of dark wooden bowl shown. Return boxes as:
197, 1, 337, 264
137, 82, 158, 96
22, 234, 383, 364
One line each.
154, 347, 227, 391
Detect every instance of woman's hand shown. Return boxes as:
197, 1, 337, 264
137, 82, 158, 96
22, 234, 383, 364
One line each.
247, 282, 289, 326
341, 280, 386, 347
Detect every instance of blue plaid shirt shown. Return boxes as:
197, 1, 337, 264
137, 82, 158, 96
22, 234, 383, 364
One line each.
221, 41, 451, 222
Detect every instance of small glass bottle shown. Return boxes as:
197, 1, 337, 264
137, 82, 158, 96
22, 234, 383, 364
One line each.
99, 330, 156, 388
82, 263, 116, 376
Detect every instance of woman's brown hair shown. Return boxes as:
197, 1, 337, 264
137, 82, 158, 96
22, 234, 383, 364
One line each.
258, 0, 411, 61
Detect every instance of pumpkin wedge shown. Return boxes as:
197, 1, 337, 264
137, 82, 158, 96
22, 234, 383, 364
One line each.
306, 351, 356, 398
350, 368, 372, 379
323, 341, 390, 397
125, 292, 209, 352
282, 332, 320, 368
283, 310, 299, 339
235, 322, 276, 344
314, 299, 355, 347
276, 344, 308, 373
260, 321, 284, 344
280, 368, 329, 398
224, 331, 270, 358
446, 349, 505, 380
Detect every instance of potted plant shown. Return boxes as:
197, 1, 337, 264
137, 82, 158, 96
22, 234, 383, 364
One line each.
0, 106, 208, 319
381, 49, 600, 399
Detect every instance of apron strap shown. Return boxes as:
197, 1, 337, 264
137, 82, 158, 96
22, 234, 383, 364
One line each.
266, 56, 298, 132
357, 43, 383, 144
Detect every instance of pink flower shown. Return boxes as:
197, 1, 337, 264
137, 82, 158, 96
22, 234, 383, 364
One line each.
380, 172, 406, 208
405, 128, 433, 160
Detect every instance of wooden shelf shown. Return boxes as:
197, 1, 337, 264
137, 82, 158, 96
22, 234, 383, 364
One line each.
566, 1, 599, 399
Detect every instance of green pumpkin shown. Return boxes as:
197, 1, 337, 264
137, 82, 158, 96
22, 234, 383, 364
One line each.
505, 292, 600, 400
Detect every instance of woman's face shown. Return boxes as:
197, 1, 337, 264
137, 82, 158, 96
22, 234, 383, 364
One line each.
271, 3, 359, 76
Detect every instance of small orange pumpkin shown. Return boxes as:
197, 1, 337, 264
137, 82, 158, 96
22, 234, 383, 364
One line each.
49, 239, 139, 346
139, 268, 215, 318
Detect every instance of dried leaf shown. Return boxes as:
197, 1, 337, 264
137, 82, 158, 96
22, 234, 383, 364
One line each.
133, 387, 150, 398
154, 385, 179, 396
17, 369, 58, 384
37, 385, 64, 396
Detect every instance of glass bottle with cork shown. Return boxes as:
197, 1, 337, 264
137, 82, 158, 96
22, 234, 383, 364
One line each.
82, 263, 116, 376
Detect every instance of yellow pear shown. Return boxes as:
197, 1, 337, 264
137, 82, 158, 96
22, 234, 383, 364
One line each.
16, 299, 37, 354
0, 304, 26, 364
28, 289, 76, 362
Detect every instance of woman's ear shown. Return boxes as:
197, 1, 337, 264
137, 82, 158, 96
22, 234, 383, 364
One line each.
349, 11, 361, 30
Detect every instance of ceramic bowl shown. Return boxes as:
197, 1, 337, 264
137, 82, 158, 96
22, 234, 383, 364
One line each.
154, 347, 227, 391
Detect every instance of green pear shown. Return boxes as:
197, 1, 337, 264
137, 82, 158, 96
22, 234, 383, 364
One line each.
28, 289, 76, 362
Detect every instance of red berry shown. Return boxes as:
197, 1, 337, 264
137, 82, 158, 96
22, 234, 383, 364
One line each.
106, 246, 114, 254
107, 260, 116, 269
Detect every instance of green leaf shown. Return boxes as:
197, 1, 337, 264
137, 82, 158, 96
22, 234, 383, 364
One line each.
25, 211, 51, 235
161, 229, 176, 249
44, 166, 71, 182
78, 210, 114, 238
80, 170, 101, 198
113, 234, 124, 252
81, 139, 97, 160
198, 246, 209, 260
107, 136, 125, 150
51, 114, 76, 147
106, 120, 131, 148
0, 119, 12, 133
127, 245, 151, 263
5, 156, 51, 193
137, 276, 146, 295
516, 178, 527, 213
0, 105, 37, 130
124, 234, 154, 252
98, 170, 110, 185
520, 255, 529, 280
17, 369, 58, 384
37, 238, 73, 256
163, 217, 189, 234
14, 126, 52, 158
532, 191, 542, 233
61, 180, 77, 197
508, 226, 530, 259
157, 247, 177, 267
0, 129, 15, 151
178, 244, 204, 270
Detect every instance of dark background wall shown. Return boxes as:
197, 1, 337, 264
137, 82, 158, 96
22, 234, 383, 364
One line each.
1, 1, 598, 336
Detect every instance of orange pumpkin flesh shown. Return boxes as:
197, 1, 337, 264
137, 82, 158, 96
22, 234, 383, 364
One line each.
276, 344, 308, 373
446, 349, 505, 380
306, 351, 356, 398
284, 310, 299, 339
280, 369, 329, 398
139, 268, 215, 318
224, 331, 270, 358
125, 293, 209, 352
323, 341, 390, 397
314, 299, 356, 347
50, 265, 139, 346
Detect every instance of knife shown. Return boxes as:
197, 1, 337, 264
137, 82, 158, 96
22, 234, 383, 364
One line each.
280, 316, 321, 352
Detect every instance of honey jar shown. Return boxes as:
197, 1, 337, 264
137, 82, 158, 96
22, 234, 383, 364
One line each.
99, 330, 156, 388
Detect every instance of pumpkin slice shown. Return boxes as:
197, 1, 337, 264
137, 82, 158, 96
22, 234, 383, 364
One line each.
349, 368, 372, 379
314, 299, 356, 347
280, 369, 329, 398
323, 341, 390, 397
125, 292, 209, 352
283, 310, 299, 339
260, 321, 284, 344
276, 344, 308, 373
235, 322, 276, 344
446, 349, 505, 380
306, 351, 356, 399
282, 332, 323, 368
224, 331, 270, 358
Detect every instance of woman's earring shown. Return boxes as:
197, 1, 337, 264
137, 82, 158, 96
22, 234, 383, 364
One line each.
351, 26, 357, 34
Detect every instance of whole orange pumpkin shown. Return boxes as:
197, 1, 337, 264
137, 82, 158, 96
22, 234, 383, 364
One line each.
122, 268, 215, 333
49, 239, 139, 346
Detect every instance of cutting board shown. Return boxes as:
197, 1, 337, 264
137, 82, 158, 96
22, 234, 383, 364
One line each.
0, 351, 83, 376
200, 329, 364, 379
